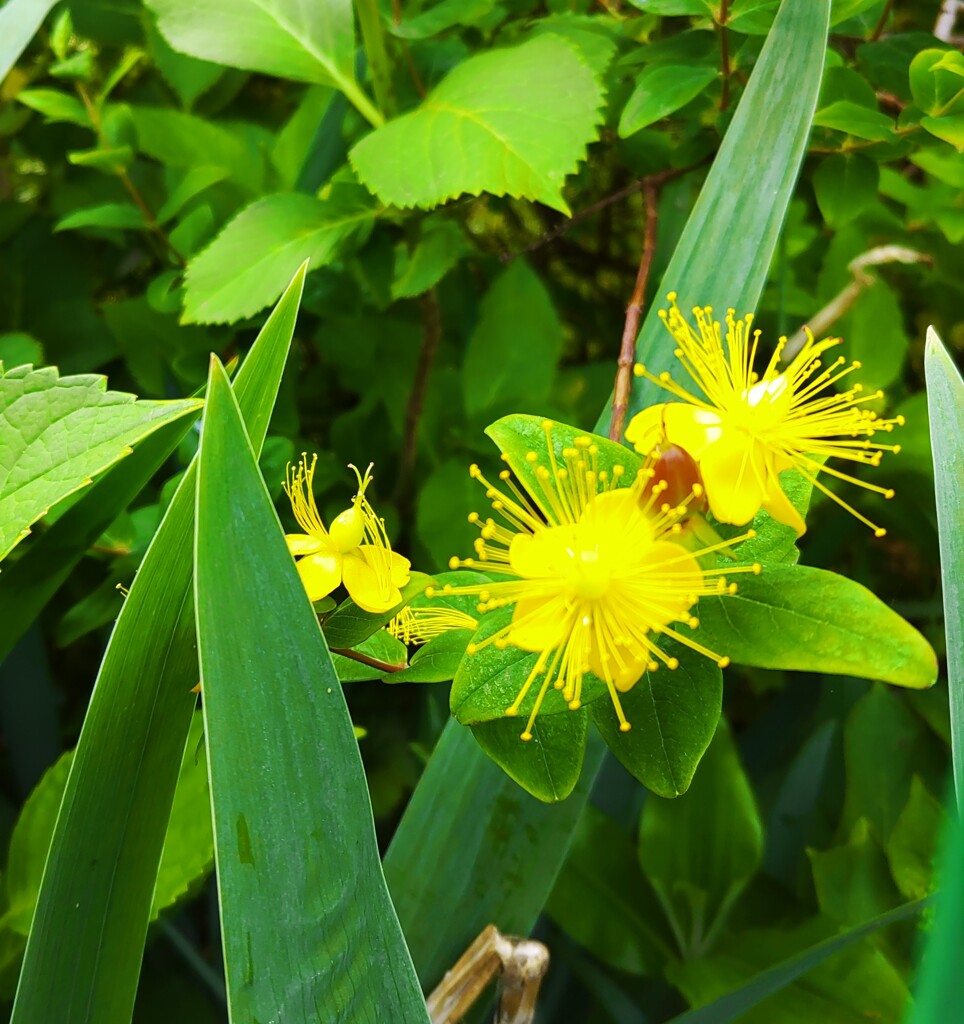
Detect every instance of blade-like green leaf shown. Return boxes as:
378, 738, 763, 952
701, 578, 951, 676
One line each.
0, 0, 59, 85
0, 366, 200, 562
694, 565, 938, 688
924, 326, 964, 809
145, 0, 381, 125
0, 414, 196, 666
11, 266, 306, 1024
384, 722, 605, 988
666, 900, 927, 1024
182, 187, 378, 324
196, 359, 428, 1022
349, 36, 604, 215
595, 0, 831, 433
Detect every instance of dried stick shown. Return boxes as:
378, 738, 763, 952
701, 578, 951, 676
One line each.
609, 181, 658, 442
719, 0, 732, 111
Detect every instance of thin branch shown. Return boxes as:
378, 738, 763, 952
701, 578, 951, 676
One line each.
609, 182, 658, 442
871, 0, 895, 40
76, 84, 186, 267
719, 0, 732, 112
516, 161, 705, 258
329, 646, 407, 674
395, 287, 442, 516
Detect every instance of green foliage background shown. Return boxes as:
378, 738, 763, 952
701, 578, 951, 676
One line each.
0, 0, 960, 1021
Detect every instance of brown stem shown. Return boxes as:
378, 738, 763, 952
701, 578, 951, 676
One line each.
76, 84, 186, 267
330, 646, 407, 674
395, 287, 441, 514
871, 0, 895, 40
719, 0, 731, 112
609, 182, 658, 442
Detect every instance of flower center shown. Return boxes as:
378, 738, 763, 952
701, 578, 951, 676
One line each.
567, 546, 612, 600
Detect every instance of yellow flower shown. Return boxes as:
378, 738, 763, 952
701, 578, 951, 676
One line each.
387, 604, 479, 645
436, 422, 759, 741
625, 295, 904, 537
283, 455, 410, 613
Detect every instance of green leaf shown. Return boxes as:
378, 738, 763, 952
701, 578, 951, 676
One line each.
0, 415, 196, 665
388, 0, 496, 39
350, 36, 604, 215
182, 188, 377, 324
665, 911, 916, 1024
808, 819, 902, 929
596, 0, 831, 431
909, 49, 964, 118
924, 327, 964, 809
462, 262, 563, 418
921, 113, 964, 152
195, 358, 428, 1023
812, 99, 894, 140
694, 565, 938, 689
885, 776, 944, 901
0, 366, 200, 563
54, 202, 147, 232
470, 708, 588, 802
812, 153, 879, 227
331, 629, 407, 681
15, 88, 89, 126
322, 572, 434, 649
592, 639, 722, 798
619, 63, 717, 137
391, 217, 468, 300
383, 720, 605, 987
2, 713, 213, 937
388, 630, 472, 683
841, 684, 940, 842
547, 805, 672, 976
10, 268, 305, 1024
639, 722, 762, 945
0, 333, 42, 368
145, 0, 380, 125
0, 0, 60, 83
66, 146, 134, 172
731, 468, 815, 566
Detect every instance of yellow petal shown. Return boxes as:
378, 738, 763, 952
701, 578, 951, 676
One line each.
387, 549, 412, 588
296, 549, 343, 602
509, 527, 577, 579
630, 540, 704, 625
579, 489, 654, 552
625, 404, 668, 455
508, 596, 569, 652
286, 533, 323, 556
343, 550, 402, 613
699, 433, 768, 525
588, 641, 649, 692
762, 476, 807, 536
665, 403, 724, 458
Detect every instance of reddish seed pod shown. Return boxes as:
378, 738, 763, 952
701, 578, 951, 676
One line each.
640, 443, 707, 513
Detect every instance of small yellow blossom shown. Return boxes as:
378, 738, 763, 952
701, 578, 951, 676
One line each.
625, 295, 903, 536
436, 422, 759, 741
284, 455, 410, 613
387, 605, 479, 645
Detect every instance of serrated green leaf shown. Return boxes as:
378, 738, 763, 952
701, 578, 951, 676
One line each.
463, 262, 563, 418
694, 565, 938, 688
471, 708, 587, 802
0, 367, 199, 563
195, 357, 428, 1023
182, 189, 378, 324
592, 639, 722, 798
10, 268, 305, 1024
924, 327, 964, 809
619, 63, 717, 137
350, 36, 604, 215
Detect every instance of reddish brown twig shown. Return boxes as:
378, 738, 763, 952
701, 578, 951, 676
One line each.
330, 646, 407, 674
609, 182, 658, 442
872, 0, 895, 40
719, 0, 732, 111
